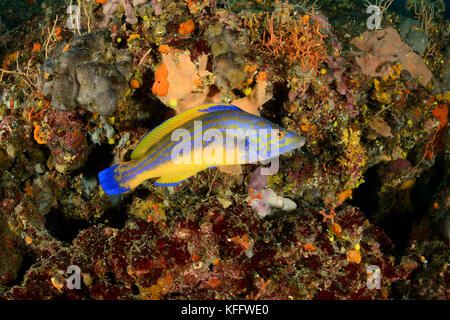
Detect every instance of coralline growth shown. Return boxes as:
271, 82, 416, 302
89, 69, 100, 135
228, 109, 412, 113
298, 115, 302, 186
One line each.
262, 7, 328, 75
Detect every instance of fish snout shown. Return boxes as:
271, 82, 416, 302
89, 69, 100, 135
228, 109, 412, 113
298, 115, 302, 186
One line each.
291, 134, 306, 149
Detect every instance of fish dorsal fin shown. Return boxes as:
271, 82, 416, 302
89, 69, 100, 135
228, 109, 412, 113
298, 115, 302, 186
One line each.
130, 103, 242, 160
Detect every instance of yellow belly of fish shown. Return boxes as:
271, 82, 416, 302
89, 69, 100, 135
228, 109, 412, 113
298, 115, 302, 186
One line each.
123, 145, 247, 188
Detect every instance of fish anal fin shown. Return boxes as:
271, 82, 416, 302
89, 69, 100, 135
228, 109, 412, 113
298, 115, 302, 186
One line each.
153, 173, 195, 186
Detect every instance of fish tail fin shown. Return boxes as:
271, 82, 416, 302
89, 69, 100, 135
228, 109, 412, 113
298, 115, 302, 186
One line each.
98, 165, 131, 195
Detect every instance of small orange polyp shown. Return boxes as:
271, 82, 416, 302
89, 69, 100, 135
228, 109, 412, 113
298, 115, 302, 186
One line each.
347, 249, 361, 264
152, 64, 169, 96
303, 244, 316, 251
130, 79, 140, 89
158, 44, 171, 53
179, 19, 195, 35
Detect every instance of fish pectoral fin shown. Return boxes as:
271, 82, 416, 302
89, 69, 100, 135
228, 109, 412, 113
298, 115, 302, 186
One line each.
153, 172, 197, 186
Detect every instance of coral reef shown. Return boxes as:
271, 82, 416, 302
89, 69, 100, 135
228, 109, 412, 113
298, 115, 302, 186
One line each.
0, 200, 417, 300
261, 6, 327, 74
0, 0, 448, 301
36, 109, 90, 173
206, 23, 249, 91
0, 212, 24, 294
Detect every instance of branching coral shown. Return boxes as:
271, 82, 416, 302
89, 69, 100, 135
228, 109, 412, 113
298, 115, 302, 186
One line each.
262, 6, 327, 75
406, 0, 445, 35
365, 0, 395, 19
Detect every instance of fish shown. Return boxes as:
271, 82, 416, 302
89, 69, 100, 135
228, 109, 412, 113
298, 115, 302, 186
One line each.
98, 103, 305, 195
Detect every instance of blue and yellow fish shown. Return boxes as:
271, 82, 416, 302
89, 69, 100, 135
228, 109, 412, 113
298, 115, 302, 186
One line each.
98, 103, 305, 195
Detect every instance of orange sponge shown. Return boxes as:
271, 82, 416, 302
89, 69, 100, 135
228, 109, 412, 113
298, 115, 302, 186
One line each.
179, 19, 195, 35
152, 64, 169, 96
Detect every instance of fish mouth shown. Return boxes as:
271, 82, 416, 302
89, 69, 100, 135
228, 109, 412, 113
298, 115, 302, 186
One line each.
291, 134, 306, 149
276, 134, 305, 156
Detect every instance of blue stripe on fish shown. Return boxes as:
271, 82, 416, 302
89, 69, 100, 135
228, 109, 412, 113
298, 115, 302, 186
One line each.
131, 110, 255, 156
198, 105, 242, 112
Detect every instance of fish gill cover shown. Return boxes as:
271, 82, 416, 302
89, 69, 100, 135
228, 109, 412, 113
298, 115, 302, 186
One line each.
0, 0, 448, 300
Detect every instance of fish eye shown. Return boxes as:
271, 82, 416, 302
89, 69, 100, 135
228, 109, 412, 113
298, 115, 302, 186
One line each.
273, 130, 285, 140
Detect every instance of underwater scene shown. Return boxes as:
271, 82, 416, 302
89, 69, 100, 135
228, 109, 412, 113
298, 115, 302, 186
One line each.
0, 0, 448, 300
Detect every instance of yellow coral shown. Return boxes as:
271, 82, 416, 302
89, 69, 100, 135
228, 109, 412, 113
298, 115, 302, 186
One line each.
128, 34, 141, 41
436, 91, 450, 103
373, 78, 392, 104
131, 198, 166, 225
389, 63, 402, 80
338, 128, 368, 190
267, 173, 284, 189
135, 271, 173, 300
337, 189, 352, 202
33, 121, 47, 144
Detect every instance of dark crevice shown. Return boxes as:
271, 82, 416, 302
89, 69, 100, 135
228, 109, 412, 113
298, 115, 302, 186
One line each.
129, 67, 174, 133
77, 144, 115, 176
7, 252, 34, 288
105, 271, 117, 285
350, 153, 446, 256
260, 81, 290, 125
348, 165, 382, 218
45, 209, 90, 244
410, 154, 446, 220
131, 284, 139, 295
132, 68, 167, 114
349, 163, 414, 256
96, 203, 129, 230
231, 88, 246, 99
134, 187, 153, 200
